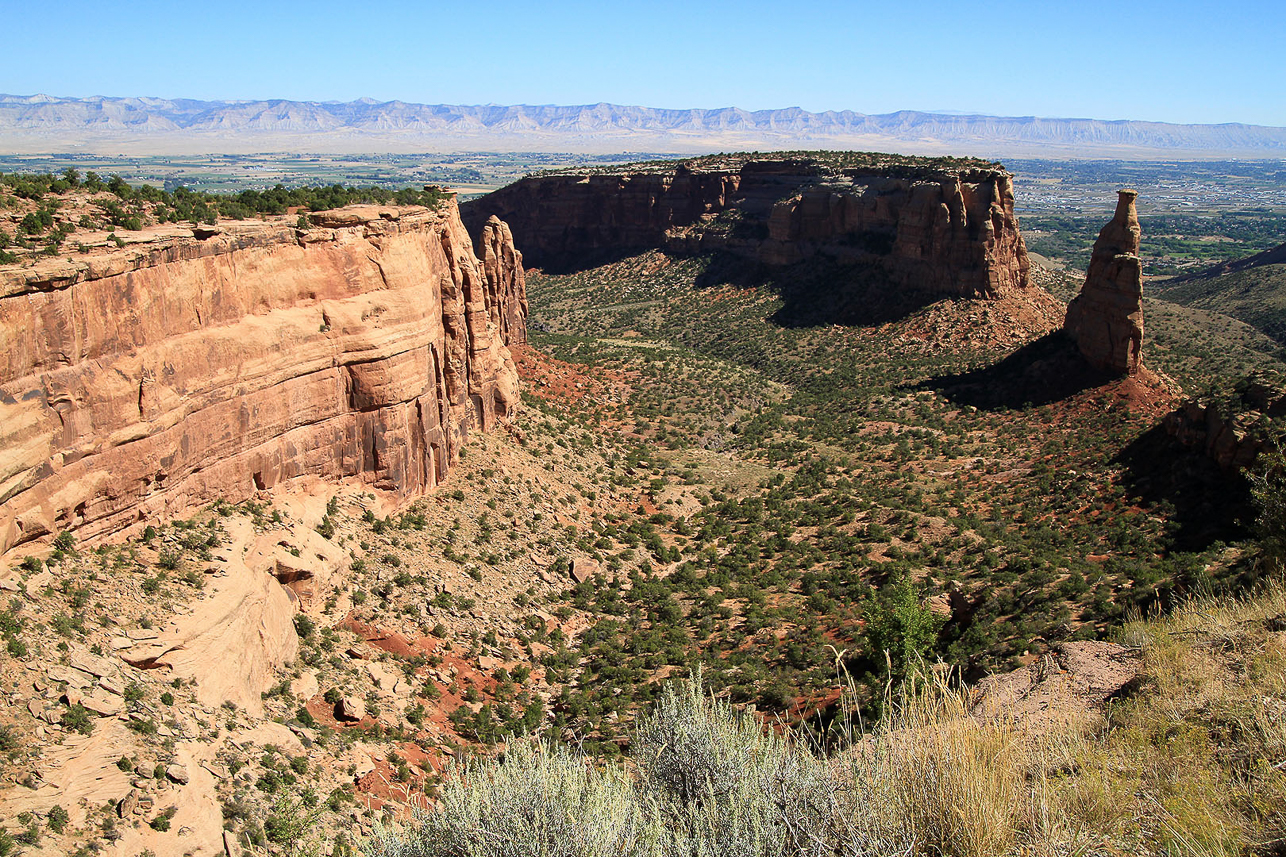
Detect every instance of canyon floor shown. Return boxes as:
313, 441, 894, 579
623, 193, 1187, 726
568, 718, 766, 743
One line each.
3, 173, 1286, 854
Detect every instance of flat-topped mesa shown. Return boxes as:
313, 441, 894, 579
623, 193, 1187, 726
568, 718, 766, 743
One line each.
1064, 190, 1144, 375
461, 152, 1032, 301
0, 201, 528, 556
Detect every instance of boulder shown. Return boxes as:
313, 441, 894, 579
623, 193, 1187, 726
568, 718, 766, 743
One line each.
290, 672, 319, 701
70, 651, 118, 679
118, 788, 140, 818
570, 557, 600, 584
47, 665, 94, 689
973, 640, 1141, 732
336, 696, 366, 722
366, 662, 399, 693
79, 691, 124, 717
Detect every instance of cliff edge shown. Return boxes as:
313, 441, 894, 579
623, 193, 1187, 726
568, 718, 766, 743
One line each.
0, 201, 527, 556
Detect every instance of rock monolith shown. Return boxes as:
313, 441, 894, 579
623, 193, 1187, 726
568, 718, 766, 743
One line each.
1064, 190, 1144, 374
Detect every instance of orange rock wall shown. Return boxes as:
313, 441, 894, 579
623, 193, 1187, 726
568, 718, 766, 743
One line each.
462, 159, 1030, 299
0, 203, 526, 554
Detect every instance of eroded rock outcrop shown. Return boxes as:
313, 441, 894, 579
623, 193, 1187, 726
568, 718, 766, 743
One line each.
463, 153, 1032, 300
972, 640, 1141, 734
0, 201, 526, 555
477, 215, 529, 346
1163, 377, 1286, 470
1064, 190, 1144, 374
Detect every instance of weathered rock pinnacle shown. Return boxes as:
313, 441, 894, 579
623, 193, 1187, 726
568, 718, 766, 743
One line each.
1064, 189, 1144, 375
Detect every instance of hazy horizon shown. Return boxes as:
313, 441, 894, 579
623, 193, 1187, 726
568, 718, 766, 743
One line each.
4, 0, 1283, 129
6, 93, 1286, 131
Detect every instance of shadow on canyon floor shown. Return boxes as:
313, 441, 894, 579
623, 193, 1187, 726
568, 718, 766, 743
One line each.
524, 245, 658, 276
1115, 425, 1253, 555
921, 333, 1250, 554
916, 332, 1114, 409
694, 253, 943, 329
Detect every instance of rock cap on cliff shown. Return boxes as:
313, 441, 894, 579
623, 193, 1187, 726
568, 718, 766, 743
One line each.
463, 150, 1032, 302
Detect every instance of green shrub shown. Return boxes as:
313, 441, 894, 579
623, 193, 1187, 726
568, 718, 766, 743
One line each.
61, 704, 93, 736
294, 614, 316, 639
46, 805, 68, 834
149, 806, 177, 831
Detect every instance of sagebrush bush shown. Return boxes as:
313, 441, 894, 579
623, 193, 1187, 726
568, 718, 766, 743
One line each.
371, 671, 848, 857
635, 669, 839, 857
369, 737, 662, 857
369, 671, 1022, 857
368, 608, 1286, 857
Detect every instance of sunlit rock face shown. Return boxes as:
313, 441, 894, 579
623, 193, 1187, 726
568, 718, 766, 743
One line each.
1065, 190, 1144, 375
0, 202, 527, 555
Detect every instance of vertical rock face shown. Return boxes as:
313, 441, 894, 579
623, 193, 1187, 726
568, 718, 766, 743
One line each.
753, 168, 1031, 299
1065, 190, 1144, 374
462, 154, 1032, 300
0, 202, 527, 556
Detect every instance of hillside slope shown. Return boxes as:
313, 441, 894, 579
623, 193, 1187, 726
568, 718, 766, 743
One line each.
1152, 240, 1286, 343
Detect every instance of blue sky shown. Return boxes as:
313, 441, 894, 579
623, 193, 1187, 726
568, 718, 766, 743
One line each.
5, 0, 1283, 126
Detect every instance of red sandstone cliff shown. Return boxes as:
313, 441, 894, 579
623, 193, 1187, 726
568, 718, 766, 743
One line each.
0, 202, 527, 555
461, 154, 1031, 300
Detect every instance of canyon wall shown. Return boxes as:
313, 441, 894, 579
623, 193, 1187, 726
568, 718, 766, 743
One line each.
0, 202, 526, 555
462, 155, 1031, 299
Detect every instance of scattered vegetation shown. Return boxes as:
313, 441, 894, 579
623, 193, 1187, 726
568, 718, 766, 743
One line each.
0, 169, 452, 266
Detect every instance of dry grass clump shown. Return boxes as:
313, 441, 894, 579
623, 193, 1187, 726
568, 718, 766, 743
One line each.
370, 583, 1286, 857
1096, 582, 1286, 856
838, 675, 1027, 857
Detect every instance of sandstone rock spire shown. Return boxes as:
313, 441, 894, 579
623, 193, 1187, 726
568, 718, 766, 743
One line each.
1064, 189, 1144, 375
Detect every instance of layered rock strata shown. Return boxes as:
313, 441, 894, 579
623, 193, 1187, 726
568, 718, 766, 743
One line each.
462, 155, 1032, 300
0, 202, 526, 555
1064, 190, 1144, 374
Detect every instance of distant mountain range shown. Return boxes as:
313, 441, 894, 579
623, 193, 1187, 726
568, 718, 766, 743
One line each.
3, 94, 1285, 158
